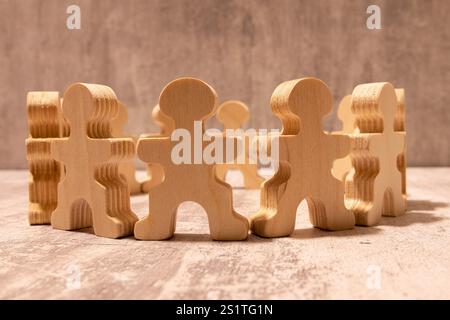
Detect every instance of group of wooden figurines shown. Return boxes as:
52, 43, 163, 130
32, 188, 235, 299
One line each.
26, 77, 407, 240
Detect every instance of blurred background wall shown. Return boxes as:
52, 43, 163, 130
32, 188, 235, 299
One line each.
1, 0, 449, 168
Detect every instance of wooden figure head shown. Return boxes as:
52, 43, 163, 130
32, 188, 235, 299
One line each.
270, 77, 333, 135
352, 82, 397, 134
152, 104, 175, 135
216, 100, 250, 130
159, 77, 218, 130
62, 83, 119, 139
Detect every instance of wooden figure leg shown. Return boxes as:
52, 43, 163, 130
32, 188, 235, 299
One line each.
250, 164, 298, 237
141, 164, 165, 193
51, 180, 92, 231
382, 187, 406, 217
199, 178, 249, 241
251, 189, 300, 238
28, 179, 57, 225
308, 180, 355, 231
134, 182, 178, 240
91, 183, 133, 239
354, 189, 384, 226
29, 203, 54, 225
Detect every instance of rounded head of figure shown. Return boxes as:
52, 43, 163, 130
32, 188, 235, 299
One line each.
216, 100, 250, 129
352, 82, 397, 133
159, 77, 218, 129
62, 83, 118, 138
376, 83, 398, 133
27, 91, 61, 138
271, 77, 332, 133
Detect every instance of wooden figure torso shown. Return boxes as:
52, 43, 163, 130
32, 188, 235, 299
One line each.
251, 78, 355, 238
50, 83, 138, 238
135, 77, 249, 241
347, 82, 406, 226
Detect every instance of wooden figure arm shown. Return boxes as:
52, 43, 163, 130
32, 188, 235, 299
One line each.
329, 132, 350, 159
349, 134, 370, 152
26, 139, 53, 161
137, 136, 172, 165
89, 138, 135, 163
247, 132, 282, 159
50, 138, 70, 163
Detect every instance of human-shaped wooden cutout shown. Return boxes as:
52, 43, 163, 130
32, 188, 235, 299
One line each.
140, 105, 175, 193
135, 77, 249, 240
50, 83, 138, 238
26, 92, 69, 225
332, 95, 357, 182
110, 101, 142, 195
346, 82, 406, 226
215, 100, 264, 189
250, 77, 355, 238
394, 89, 407, 198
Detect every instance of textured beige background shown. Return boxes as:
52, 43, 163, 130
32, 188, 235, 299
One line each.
0, 0, 449, 168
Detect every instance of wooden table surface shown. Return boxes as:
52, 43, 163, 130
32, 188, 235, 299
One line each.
1, 168, 449, 299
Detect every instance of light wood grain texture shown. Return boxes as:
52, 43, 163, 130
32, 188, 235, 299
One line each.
0, 168, 448, 299
332, 95, 356, 182
395, 89, 407, 197
50, 83, 138, 238
251, 77, 355, 238
136, 78, 249, 240
111, 101, 143, 195
140, 105, 174, 193
215, 100, 264, 189
346, 83, 406, 226
26, 92, 69, 225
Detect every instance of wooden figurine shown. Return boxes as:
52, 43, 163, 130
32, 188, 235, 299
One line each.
250, 77, 355, 238
110, 101, 142, 195
345, 82, 406, 226
140, 105, 174, 193
26, 92, 69, 225
333, 89, 407, 202
215, 100, 264, 189
50, 83, 138, 238
394, 89, 407, 198
135, 77, 249, 240
332, 95, 357, 182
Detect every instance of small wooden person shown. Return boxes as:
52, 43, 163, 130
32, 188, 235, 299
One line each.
346, 82, 406, 226
250, 77, 355, 238
50, 83, 138, 238
26, 92, 69, 224
135, 77, 249, 240
215, 100, 264, 189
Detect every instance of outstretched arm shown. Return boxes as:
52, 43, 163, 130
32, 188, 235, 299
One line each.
329, 133, 350, 159
50, 138, 70, 163
88, 138, 135, 163
137, 136, 172, 165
